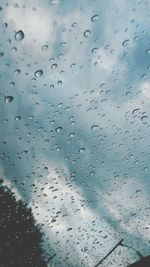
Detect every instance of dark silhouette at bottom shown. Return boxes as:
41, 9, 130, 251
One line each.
128, 256, 150, 267
0, 183, 51, 267
0, 182, 149, 267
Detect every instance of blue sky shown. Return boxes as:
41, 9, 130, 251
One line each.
0, 0, 150, 266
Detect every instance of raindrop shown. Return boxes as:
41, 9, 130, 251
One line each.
51, 63, 57, 70
60, 42, 67, 47
141, 115, 148, 121
79, 147, 85, 153
12, 47, 17, 52
146, 49, 150, 54
91, 125, 99, 130
22, 150, 28, 155
132, 108, 139, 115
91, 14, 99, 22
4, 96, 14, 103
14, 69, 21, 74
15, 116, 21, 121
71, 63, 76, 68
10, 82, 15, 87
6, 39, 11, 44
55, 126, 63, 133
69, 132, 75, 138
67, 228, 73, 231
92, 48, 97, 54
122, 39, 129, 46
72, 22, 77, 28
57, 80, 62, 86
15, 30, 25, 41
84, 30, 91, 38
0, 52, 4, 57
2, 22, 8, 28
34, 69, 43, 77
41, 44, 48, 50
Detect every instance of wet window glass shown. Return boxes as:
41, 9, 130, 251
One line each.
0, 0, 150, 266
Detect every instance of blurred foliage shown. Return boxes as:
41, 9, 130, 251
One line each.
0, 183, 48, 267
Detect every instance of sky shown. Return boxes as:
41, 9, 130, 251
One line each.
0, 0, 150, 266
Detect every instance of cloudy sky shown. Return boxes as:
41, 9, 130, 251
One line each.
0, 0, 150, 266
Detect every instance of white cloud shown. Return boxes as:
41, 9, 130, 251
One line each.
6, 4, 54, 49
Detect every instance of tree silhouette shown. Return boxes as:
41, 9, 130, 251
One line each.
128, 256, 150, 267
0, 184, 49, 267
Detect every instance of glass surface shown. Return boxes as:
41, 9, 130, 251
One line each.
0, 0, 150, 266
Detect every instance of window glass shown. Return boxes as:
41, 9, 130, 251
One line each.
0, 0, 150, 266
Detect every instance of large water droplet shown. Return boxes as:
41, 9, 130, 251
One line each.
15, 30, 25, 41
91, 14, 99, 22
132, 108, 139, 115
79, 147, 86, 153
34, 69, 43, 77
51, 63, 57, 70
146, 49, 150, 54
4, 96, 14, 103
69, 132, 75, 138
91, 124, 99, 130
2, 22, 8, 28
122, 39, 129, 46
14, 69, 21, 74
15, 115, 21, 121
0, 52, 4, 57
22, 150, 28, 155
41, 44, 48, 50
55, 126, 63, 133
84, 30, 91, 38
141, 115, 148, 121
10, 81, 15, 87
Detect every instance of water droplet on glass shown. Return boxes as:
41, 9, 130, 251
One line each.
0, 52, 4, 57
92, 48, 97, 54
10, 81, 15, 87
141, 115, 148, 121
4, 96, 14, 103
55, 126, 63, 133
14, 69, 21, 74
146, 49, 150, 54
15, 116, 21, 121
51, 63, 57, 70
22, 150, 28, 155
34, 69, 43, 77
91, 14, 99, 22
72, 22, 77, 28
67, 227, 73, 231
122, 39, 129, 46
84, 30, 91, 38
15, 30, 25, 41
41, 44, 48, 50
79, 147, 85, 153
12, 47, 17, 52
6, 39, 11, 44
57, 80, 62, 86
71, 63, 76, 68
2, 22, 8, 28
91, 125, 99, 130
132, 108, 139, 115
90, 171, 95, 176
60, 42, 67, 47
69, 132, 75, 138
